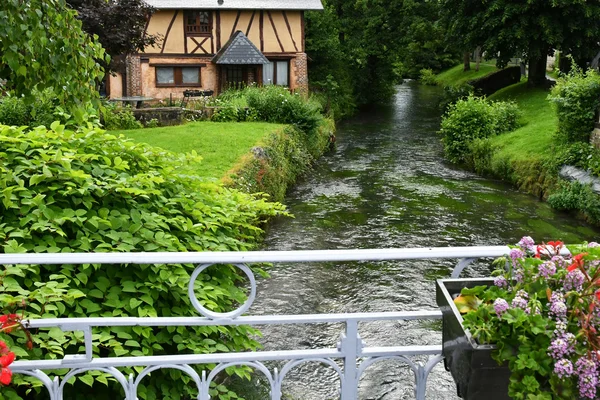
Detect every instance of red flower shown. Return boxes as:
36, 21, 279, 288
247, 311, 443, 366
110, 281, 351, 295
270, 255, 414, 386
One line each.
0, 352, 15, 368
568, 253, 588, 272
0, 367, 12, 385
548, 241, 564, 248
0, 314, 20, 333
596, 289, 600, 302
0, 341, 8, 355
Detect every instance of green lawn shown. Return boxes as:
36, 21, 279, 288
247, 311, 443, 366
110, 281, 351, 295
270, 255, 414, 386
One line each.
488, 82, 556, 161
116, 122, 284, 179
436, 62, 500, 86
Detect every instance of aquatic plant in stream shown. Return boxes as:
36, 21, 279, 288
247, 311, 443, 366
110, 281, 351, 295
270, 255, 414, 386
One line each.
454, 237, 600, 399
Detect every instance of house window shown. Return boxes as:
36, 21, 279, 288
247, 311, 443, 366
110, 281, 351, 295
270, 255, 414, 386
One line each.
263, 60, 289, 86
156, 66, 202, 87
185, 11, 212, 36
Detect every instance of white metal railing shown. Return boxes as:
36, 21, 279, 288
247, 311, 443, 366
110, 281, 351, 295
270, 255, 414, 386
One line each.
2, 246, 512, 400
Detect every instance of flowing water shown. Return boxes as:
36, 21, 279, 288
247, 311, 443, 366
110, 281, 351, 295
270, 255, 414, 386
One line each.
247, 81, 600, 399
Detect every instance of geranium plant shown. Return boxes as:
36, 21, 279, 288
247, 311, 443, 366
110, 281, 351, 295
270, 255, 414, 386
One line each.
455, 237, 600, 399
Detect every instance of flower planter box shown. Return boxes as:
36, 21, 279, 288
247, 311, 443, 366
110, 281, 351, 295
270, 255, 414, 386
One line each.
436, 278, 511, 400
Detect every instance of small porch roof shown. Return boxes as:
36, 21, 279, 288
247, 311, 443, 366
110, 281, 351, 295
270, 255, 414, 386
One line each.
212, 31, 269, 65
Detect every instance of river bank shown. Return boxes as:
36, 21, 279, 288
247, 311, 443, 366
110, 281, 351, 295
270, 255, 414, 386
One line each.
436, 66, 600, 225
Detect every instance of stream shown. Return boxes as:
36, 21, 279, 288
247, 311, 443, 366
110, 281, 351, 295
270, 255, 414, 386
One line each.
247, 81, 600, 399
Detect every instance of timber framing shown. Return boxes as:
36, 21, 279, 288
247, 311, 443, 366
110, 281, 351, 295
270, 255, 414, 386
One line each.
111, 2, 321, 99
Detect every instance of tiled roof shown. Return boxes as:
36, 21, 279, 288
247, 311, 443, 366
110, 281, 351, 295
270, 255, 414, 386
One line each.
144, 0, 323, 10
212, 31, 269, 65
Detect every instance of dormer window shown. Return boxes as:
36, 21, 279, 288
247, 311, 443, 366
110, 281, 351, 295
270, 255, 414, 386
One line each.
185, 11, 212, 36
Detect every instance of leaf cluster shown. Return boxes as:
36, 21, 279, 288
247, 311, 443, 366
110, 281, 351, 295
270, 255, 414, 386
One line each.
548, 69, 600, 144
439, 95, 520, 163
0, 123, 286, 399
0, 0, 107, 112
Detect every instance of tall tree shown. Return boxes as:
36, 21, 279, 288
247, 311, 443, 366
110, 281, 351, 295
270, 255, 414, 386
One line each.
0, 0, 107, 109
442, 0, 600, 87
66, 0, 159, 72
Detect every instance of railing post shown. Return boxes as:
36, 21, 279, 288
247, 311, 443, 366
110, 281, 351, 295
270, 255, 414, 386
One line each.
339, 320, 360, 400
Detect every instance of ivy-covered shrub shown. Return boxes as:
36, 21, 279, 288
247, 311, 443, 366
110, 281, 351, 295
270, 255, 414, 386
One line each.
101, 103, 143, 130
439, 95, 520, 163
548, 181, 600, 224
418, 68, 438, 85
0, 123, 286, 399
549, 69, 600, 143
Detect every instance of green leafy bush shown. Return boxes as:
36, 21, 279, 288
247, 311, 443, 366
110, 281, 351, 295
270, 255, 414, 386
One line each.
0, 96, 29, 126
0, 90, 60, 128
212, 86, 324, 134
0, 123, 286, 399
101, 103, 143, 130
548, 181, 600, 223
439, 95, 520, 163
226, 119, 334, 201
553, 142, 600, 177
419, 68, 438, 85
439, 83, 474, 111
549, 69, 600, 143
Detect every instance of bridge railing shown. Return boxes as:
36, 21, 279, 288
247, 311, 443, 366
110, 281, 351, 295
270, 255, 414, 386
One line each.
1, 246, 512, 400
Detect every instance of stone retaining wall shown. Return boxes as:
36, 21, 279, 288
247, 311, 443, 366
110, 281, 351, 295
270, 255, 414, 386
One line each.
133, 107, 184, 127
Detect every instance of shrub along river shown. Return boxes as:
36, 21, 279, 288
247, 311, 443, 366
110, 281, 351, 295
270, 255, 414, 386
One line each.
247, 81, 600, 399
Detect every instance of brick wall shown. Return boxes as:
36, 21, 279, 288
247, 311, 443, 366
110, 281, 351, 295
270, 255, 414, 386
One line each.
294, 52, 308, 95
126, 55, 142, 97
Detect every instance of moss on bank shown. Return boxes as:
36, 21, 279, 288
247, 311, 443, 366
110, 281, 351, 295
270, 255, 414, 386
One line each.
223, 118, 335, 202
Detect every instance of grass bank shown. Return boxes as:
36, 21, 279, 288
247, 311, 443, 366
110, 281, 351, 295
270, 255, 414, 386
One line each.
118, 122, 284, 179
480, 82, 559, 197
120, 119, 335, 202
436, 62, 500, 86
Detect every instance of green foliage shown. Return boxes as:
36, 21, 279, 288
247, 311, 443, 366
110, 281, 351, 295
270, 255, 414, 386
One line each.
460, 242, 600, 399
441, 0, 600, 86
418, 69, 438, 85
244, 86, 323, 134
226, 119, 334, 202
101, 103, 143, 130
548, 181, 600, 224
548, 69, 600, 144
439, 95, 520, 163
212, 86, 323, 134
0, 0, 107, 115
439, 83, 474, 111
552, 142, 600, 178
0, 91, 63, 128
0, 123, 286, 399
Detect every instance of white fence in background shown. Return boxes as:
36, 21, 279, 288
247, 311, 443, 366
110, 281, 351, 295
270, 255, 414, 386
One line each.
2, 246, 512, 400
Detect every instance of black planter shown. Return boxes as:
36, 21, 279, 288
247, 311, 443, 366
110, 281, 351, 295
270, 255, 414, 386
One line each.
436, 278, 511, 400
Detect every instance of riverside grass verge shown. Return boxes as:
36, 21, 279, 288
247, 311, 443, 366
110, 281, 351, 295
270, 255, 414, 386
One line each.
480, 82, 559, 198
118, 122, 284, 179
121, 119, 335, 202
439, 71, 600, 225
435, 62, 500, 86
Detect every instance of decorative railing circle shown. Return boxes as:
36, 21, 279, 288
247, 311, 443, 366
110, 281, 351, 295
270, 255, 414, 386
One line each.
188, 263, 256, 319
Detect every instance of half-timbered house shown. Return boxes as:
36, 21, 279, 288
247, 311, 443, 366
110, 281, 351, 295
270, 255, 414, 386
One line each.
107, 0, 323, 99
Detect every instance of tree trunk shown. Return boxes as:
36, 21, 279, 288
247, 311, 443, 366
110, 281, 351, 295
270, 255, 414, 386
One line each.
463, 52, 471, 71
475, 47, 482, 71
527, 54, 548, 87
